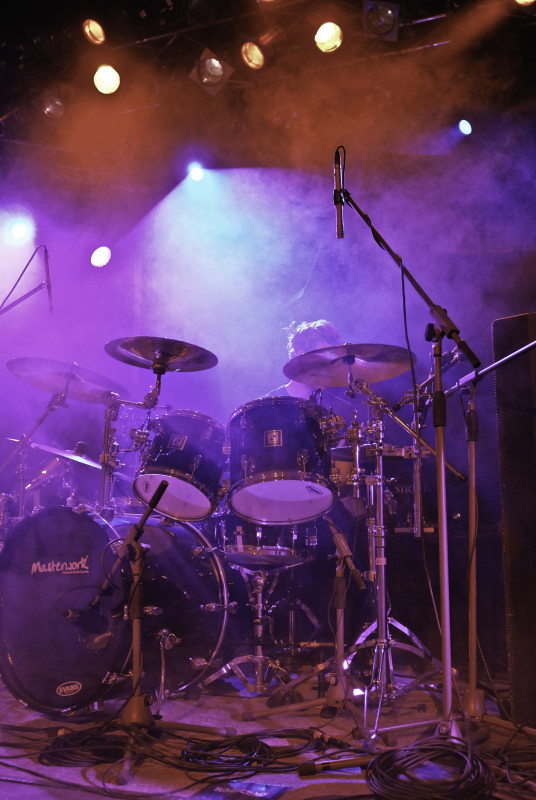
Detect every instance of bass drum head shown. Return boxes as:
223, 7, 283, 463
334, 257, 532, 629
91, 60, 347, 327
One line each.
111, 516, 228, 697
0, 507, 129, 714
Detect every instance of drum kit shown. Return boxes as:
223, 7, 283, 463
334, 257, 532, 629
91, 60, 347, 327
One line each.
0, 334, 434, 713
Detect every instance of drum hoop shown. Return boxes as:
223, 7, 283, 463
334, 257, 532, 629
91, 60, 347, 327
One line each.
229, 472, 335, 524
155, 409, 225, 433
169, 519, 229, 684
99, 516, 230, 692
228, 395, 325, 424
230, 471, 335, 494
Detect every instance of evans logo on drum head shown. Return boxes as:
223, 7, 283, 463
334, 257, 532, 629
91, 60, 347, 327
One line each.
56, 681, 83, 697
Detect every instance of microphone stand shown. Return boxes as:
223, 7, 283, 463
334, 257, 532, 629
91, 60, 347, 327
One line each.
0, 244, 53, 317
88, 480, 236, 785
442, 339, 536, 720
340, 176, 480, 737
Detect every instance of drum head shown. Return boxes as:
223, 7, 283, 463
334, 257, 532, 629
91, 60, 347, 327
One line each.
133, 470, 213, 521
230, 475, 335, 525
0, 507, 128, 714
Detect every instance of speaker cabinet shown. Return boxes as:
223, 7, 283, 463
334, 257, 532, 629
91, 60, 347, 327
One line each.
493, 312, 536, 726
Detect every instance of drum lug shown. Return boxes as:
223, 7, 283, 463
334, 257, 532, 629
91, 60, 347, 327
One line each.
297, 449, 309, 473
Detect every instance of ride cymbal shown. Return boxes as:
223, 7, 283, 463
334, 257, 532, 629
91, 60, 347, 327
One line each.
104, 336, 218, 373
6, 357, 127, 403
283, 343, 416, 386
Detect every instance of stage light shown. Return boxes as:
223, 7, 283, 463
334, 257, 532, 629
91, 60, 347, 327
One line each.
307, 5, 347, 54
93, 64, 121, 95
188, 163, 204, 181
40, 90, 65, 119
188, 48, 234, 96
82, 19, 106, 45
314, 21, 343, 53
458, 119, 472, 135
240, 26, 284, 69
363, 1, 400, 42
90, 246, 111, 267
1, 211, 36, 246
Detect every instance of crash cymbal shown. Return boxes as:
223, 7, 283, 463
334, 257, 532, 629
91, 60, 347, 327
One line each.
6, 357, 127, 403
283, 343, 416, 386
104, 336, 218, 373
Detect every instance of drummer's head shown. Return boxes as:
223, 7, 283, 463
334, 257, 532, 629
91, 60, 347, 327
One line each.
286, 319, 343, 361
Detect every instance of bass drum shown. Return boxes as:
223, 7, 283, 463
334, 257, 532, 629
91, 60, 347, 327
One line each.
0, 507, 228, 714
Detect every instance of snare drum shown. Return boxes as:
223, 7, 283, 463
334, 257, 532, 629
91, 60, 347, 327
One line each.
227, 396, 335, 525
210, 509, 317, 568
133, 410, 226, 521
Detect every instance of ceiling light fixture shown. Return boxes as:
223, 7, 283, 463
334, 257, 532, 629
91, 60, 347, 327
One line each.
189, 48, 234, 96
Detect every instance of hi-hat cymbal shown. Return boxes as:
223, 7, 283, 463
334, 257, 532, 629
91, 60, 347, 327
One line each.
6, 357, 128, 403
104, 336, 218, 373
283, 343, 416, 386
7, 438, 132, 480
7, 439, 101, 470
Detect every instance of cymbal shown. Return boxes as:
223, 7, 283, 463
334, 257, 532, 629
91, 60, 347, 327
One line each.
8, 439, 132, 480
283, 343, 416, 386
7, 357, 127, 403
7, 439, 101, 469
104, 336, 218, 373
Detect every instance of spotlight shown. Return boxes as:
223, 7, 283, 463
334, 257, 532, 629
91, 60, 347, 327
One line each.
240, 26, 284, 69
510, 0, 536, 14
308, 5, 346, 53
315, 21, 343, 53
90, 246, 111, 267
188, 48, 233, 96
1, 210, 36, 246
40, 89, 65, 118
93, 64, 121, 95
363, 1, 400, 42
188, 163, 204, 181
458, 119, 472, 135
82, 19, 106, 45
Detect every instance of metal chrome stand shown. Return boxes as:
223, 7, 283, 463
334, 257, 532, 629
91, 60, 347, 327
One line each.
346, 405, 441, 746
199, 568, 292, 694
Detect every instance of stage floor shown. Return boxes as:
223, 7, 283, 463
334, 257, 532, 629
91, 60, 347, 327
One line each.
0, 644, 533, 800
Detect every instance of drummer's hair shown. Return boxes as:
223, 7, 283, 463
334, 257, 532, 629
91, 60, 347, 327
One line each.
286, 319, 343, 360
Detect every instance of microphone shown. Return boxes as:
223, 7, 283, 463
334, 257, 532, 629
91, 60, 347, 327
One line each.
333, 148, 344, 239
62, 606, 109, 634
298, 754, 371, 776
43, 246, 54, 314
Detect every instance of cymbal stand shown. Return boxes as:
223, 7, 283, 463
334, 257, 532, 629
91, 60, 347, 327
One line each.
98, 373, 163, 513
347, 402, 442, 746
0, 389, 69, 516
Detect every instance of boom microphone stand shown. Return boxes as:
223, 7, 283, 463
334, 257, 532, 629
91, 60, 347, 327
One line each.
336, 145, 480, 736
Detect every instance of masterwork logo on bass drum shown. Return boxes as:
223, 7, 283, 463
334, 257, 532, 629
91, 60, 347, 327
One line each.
30, 556, 90, 575
56, 681, 83, 697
